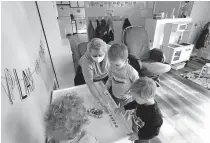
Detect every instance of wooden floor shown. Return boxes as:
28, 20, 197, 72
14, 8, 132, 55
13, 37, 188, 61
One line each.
152, 58, 210, 143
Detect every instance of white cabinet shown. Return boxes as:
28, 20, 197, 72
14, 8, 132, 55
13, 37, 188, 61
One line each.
145, 18, 192, 49
162, 43, 194, 64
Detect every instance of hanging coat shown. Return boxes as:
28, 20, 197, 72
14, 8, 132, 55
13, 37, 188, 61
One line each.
100, 19, 109, 41
122, 18, 131, 31
122, 18, 132, 43
106, 19, 114, 43
204, 33, 210, 48
195, 22, 210, 49
88, 20, 95, 41
95, 20, 101, 38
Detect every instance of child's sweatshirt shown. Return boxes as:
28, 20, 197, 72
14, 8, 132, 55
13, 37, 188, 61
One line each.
124, 100, 163, 140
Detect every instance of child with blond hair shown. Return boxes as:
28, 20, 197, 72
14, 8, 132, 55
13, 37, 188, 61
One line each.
115, 77, 163, 143
106, 43, 139, 105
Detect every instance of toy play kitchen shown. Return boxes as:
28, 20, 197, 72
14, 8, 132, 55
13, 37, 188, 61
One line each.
145, 18, 194, 69
161, 21, 194, 68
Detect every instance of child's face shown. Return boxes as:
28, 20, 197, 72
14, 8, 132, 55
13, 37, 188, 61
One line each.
110, 58, 127, 70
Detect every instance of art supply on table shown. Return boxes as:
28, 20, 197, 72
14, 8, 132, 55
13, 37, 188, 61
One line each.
87, 107, 103, 118
109, 114, 119, 128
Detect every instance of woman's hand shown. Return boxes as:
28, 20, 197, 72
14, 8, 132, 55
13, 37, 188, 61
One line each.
127, 132, 139, 141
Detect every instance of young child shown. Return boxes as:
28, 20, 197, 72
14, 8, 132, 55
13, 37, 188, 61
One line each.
106, 43, 139, 105
115, 77, 163, 143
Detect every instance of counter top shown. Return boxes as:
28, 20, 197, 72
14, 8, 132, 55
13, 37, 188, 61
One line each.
52, 82, 132, 143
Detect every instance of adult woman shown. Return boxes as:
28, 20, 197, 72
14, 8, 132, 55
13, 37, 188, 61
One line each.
75, 38, 110, 108
45, 94, 98, 143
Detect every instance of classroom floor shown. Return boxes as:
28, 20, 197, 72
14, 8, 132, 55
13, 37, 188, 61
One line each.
153, 58, 210, 143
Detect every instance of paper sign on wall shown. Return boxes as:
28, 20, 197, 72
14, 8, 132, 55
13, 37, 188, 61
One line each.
1, 30, 48, 104
87, 1, 138, 8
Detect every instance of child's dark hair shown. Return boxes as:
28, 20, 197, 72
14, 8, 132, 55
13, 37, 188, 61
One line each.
108, 43, 128, 61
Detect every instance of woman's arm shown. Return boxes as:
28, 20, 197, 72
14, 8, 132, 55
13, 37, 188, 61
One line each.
105, 67, 112, 89
86, 81, 102, 102
81, 62, 104, 104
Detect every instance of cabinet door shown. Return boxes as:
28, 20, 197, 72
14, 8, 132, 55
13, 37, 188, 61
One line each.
179, 46, 193, 62
154, 1, 181, 17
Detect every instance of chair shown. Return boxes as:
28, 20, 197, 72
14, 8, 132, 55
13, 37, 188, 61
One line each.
122, 25, 171, 82
198, 63, 210, 78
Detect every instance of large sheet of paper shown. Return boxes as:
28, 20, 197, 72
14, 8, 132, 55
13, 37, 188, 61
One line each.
52, 82, 132, 143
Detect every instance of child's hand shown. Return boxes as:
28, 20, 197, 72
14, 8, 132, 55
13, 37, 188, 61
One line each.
102, 104, 109, 113
127, 132, 139, 141
114, 107, 125, 115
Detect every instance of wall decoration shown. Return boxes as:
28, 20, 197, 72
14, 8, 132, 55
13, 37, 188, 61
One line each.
105, 9, 114, 16
76, 19, 87, 33
4, 68, 15, 101
35, 59, 41, 74
87, 1, 139, 8
1, 29, 51, 104
1, 82, 13, 104
22, 70, 33, 96
39, 37, 46, 63
178, 1, 194, 18
2, 67, 37, 103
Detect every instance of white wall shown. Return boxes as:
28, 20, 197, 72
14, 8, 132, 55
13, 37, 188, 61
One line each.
1, 2, 56, 143
188, 1, 210, 59
154, 1, 181, 17
85, 1, 153, 43
188, 1, 210, 44
37, 1, 75, 88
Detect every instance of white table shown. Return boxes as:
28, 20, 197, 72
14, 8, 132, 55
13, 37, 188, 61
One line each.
52, 82, 133, 143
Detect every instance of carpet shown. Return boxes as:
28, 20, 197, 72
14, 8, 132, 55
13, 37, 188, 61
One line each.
180, 68, 210, 90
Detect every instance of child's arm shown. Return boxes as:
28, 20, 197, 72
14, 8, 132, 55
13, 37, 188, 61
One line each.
115, 101, 137, 115
123, 100, 138, 110
129, 66, 139, 83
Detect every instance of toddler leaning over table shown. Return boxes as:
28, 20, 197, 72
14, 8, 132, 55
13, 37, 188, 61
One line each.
105, 43, 139, 106
115, 77, 163, 143
45, 94, 98, 143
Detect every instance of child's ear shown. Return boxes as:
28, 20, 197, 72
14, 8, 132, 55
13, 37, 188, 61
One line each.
87, 42, 90, 53
125, 58, 129, 63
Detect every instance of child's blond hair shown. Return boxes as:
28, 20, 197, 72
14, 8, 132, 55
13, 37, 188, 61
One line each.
108, 43, 128, 61
128, 77, 157, 100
